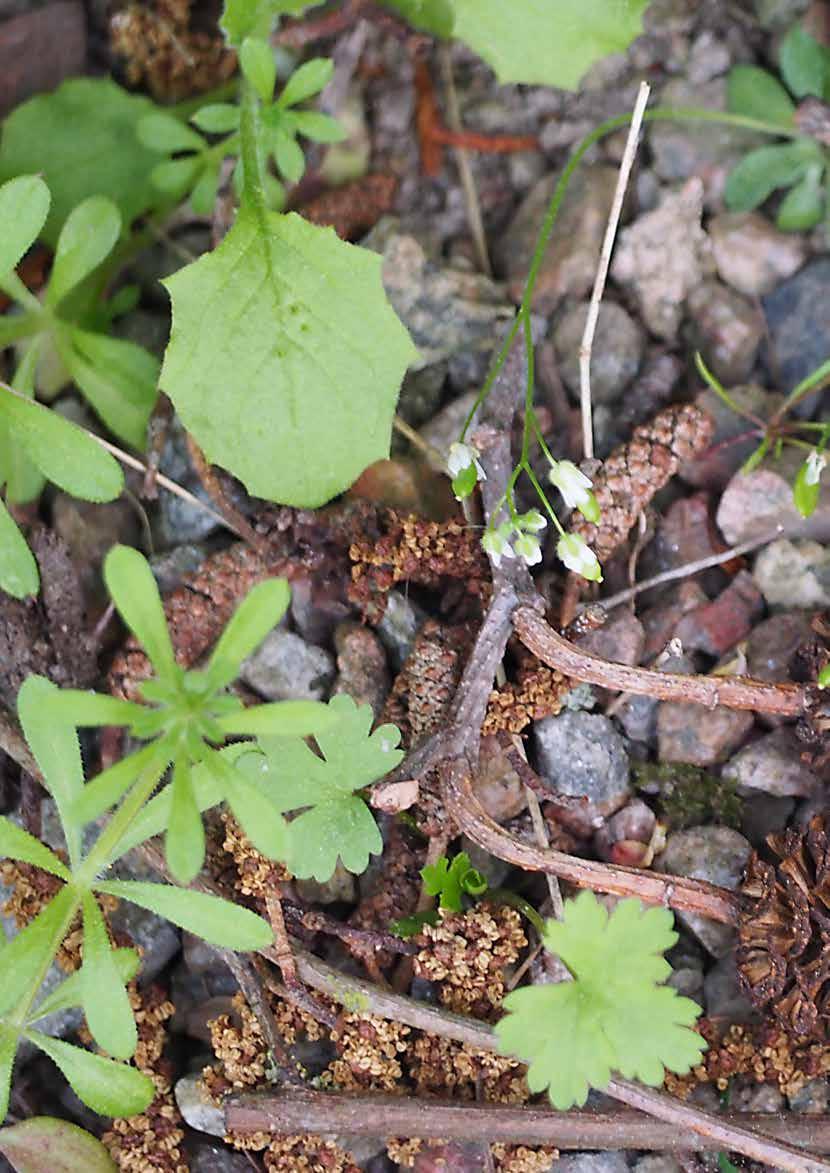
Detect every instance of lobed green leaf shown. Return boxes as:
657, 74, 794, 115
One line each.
204, 749, 289, 861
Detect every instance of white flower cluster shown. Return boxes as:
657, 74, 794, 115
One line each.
547, 459, 600, 523
806, 449, 827, 486
482, 509, 546, 567
448, 441, 486, 500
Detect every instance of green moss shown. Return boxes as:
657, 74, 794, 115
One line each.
632, 761, 742, 831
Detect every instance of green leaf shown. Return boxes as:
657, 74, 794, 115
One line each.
290, 111, 346, 143
0, 392, 124, 503
215, 698, 335, 738
272, 128, 305, 184
220, 0, 324, 46
204, 749, 289, 861
166, 758, 205, 885
0, 817, 69, 880
137, 112, 205, 154
724, 141, 821, 212
0, 176, 50, 278
381, 0, 454, 36
240, 37, 277, 102
793, 456, 823, 517
277, 57, 333, 107
46, 198, 121, 308
1, 344, 47, 506
60, 327, 159, 449
191, 104, 240, 134
261, 694, 401, 881
190, 164, 221, 216
150, 157, 202, 199
161, 208, 415, 507
776, 164, 826, 230
204, 578, 290, 690
28, 949, 140, 1024
780, 24, 830, 100
0, 1029, 16, 1122
104, 545, 176, 680
42, 689, 140, 729
495, 891, 705, 1110
80, 894, 137, 1060
422, 852, 486, 912
718, 1157, 740, 1173
726, 64, 795, 125
0, 497, 38, 598
17, 676, 84, 864
73, 744, 168, 831
0, 79, 165, 247
450, 0, 649, 89
96, 880, 274, 951
27, 1034, 154, 1117
0, 1117, 117, 1173
0, 886, 75, 1018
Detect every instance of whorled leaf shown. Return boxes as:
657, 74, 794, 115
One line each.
26, 1034, 154, 1118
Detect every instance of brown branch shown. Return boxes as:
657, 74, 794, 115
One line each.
514, 605, 809, 717
215, 950, 306, 1088
442, 758, 740, 924
226, 1089, 830, 1157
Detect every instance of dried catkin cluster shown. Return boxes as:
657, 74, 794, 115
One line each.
414, 903, 527, 1018
110, 0, 236, 102
325, 1013, 411, 1093
570, 403, 714, 565
665, 1019, 830, 1100
383, 620, 472, 747
349, 510, 488, 622
102, 987, 187, 1173
220, 811, 291, 901
483, 660, 569, 734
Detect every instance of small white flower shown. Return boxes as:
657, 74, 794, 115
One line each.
447, 441, 486, 482
556, 533, 602, 583
806, 449, 827, 486
548, 460, 593, 510
482, 526, 515, 567
519, 509, 547, 533
514, 532, 543, 566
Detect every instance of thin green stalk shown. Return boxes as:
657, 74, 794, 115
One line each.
773, 357, 830, 424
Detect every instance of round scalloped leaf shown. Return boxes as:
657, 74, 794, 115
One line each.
161, 209, 416, 507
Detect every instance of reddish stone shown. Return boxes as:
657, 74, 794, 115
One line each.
0, 2, 85, 116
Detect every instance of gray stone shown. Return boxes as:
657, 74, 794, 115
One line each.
649, 78, 765, 193
741, 793, 795, 848
532, 711, 630, 823
576, 610, 645, 668
657, 702, 754, 767
656, 826, 751, 956
753, 539, 830, 610
295, 861, 357, 905
157, 418, 221, 545
241, 628, 335, 702
494, 165, 618, 313
113, 308, 169, 357
717, 461, 830, 546
421, 389, 479, 472
755, 0, 809, 29
150, 544, 206, 594
686, 279, 764, 385
704, 955, 755, 1021
553, 301, 644, 405
381, 233, 512, 373
632, 1158, 683, 1173
611, 179, 714, 341
377, 590, 425, 671
396, 364, 447, 428
190, 1140, 253, 1172
789, 1078, 829, 1115
709, 211, 806, 297
556, 1156, 630, 1173
746, 611, 815, 683
723, 727, 818, 799
728, 1078, 785, 1113
175, 1074, 225, 1137
763, 258, 830, 406
333, 622, 390, 717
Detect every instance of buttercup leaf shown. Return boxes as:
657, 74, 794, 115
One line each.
495, 891, 705, 1110
161, 208, 416, 507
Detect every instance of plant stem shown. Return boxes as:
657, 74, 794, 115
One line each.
239, 80, 268, 221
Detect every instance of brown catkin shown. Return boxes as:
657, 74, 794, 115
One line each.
571, 403, 714, 563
